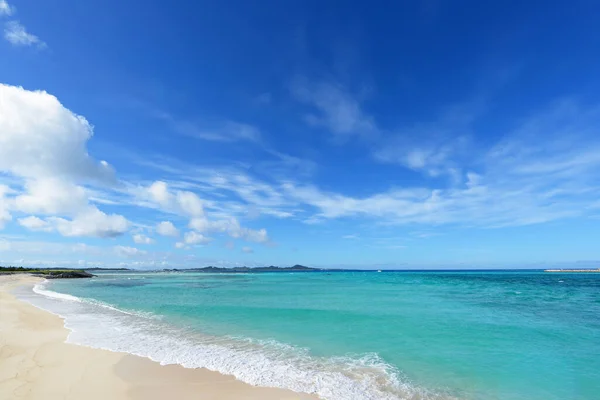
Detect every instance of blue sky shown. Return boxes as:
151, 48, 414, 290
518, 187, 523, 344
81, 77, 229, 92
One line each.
1, 0, 600, 269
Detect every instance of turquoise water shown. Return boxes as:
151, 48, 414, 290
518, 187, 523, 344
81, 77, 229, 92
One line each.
24, 271, 600, 399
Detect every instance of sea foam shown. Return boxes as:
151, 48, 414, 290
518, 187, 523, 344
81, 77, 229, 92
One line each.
17, 281, 453, 400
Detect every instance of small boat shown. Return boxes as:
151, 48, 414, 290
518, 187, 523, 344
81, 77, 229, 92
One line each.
377, 270, 382, 273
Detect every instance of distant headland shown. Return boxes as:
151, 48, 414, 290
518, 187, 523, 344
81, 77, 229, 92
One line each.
161, 265, 320, 273
0, 266, 96, 279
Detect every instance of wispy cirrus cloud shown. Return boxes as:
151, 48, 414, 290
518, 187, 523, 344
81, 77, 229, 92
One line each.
3, 20, 46, 48
291, 76, 377, 140
284, 99, 600, 228
124, 95, 600, 231
152, 109, 261, 143
372, 99, 484, 179
0, 0, 14, 16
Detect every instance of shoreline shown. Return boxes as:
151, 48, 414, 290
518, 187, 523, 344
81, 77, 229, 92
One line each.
0, 275, 317, 400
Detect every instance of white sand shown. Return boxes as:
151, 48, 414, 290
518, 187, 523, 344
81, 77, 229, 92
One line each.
0, 275, 317, 400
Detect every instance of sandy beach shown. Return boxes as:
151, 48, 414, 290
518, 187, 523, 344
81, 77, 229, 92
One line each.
0, 275, 317, 400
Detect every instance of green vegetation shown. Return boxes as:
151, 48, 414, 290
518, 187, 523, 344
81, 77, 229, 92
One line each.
0, 266, 95, 278
1, 266, 78, 273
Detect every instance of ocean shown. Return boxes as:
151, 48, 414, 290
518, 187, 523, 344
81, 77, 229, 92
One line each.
15, 270, 600, 400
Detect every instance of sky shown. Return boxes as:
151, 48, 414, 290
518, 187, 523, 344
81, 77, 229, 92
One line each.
1, 0, 600, 269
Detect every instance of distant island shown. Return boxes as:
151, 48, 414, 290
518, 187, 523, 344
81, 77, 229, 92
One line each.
162, 265, 320, 273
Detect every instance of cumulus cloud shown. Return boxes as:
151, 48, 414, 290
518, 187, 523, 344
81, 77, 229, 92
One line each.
133, 234, 154, 244
144, 181, 270, 244
115, 245, 146, 257
0, 84, 115, 183
242, 246, 253, 254
48, 209, 130, 238
17, 216, 52, 232
146, 181, 204, 217
176, 231, 212, 248
189, 216, 270, 243
14, 178, 88, 215
156, 221, 179, 237
0, 84, 130, 238
3, 21, 46, 48
182, 231, 212, 245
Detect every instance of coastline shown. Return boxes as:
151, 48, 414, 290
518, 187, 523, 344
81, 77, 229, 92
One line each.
0, 275, 317, 400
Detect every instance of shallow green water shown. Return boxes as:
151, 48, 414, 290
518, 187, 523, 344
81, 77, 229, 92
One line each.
43, 271, 600, 399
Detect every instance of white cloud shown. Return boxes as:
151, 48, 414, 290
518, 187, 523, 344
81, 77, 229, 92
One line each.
133, 234, 154, 245
0, 0, 14, 16
185, 121, 261, 143
176, 231, 212, 248
375, 143, 463, 178
276, 98, 600, 228
132, 98, 600, 232
373, 105, 474, 179
184, 231, 212, 244
130, 154, 302, 219
0, 240, 103, 257
0, 84, 115, 183
291, 77, 376, 139
14, 178, 88, 215
48, 209, 130, 238
147, 181, 171, 206
239, 227, 269, 243
176, 190, 205, 217
282, 151, 599, 228
17, 216, 52, 232
143, 181, 271, 244
146, 181, 204, 217
189, 216, 270, 243
156, 221, 179, 237
115, 245, 146, 257
154, 109, 261, 142
242, 246, 253, 254
0, 185, 12, 229
0, 84, 130, 239
4, 21, 46, 48
0, 208, 10, 229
